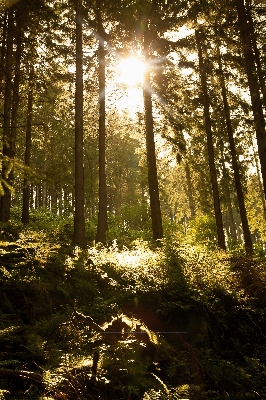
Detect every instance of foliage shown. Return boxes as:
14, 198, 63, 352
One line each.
185, 215, 219, 249
0, 216, 266, 399
107, 205, 152, 246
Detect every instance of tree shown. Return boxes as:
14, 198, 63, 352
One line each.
95, 0, 108, 244
234, 0, 266, 200
195, 28, 226, 250
72, 0, 86, 248
246, 0, 266, 111
215, 37, 253, 255
143, 29, 163, 240
185, 160, 196, 219
1, 7, 14, 222
22, 67, 34, 224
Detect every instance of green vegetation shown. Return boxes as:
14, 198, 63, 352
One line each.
1, 0, 266, 397
0, 212, 265, 399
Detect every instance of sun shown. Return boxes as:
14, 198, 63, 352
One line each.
117, 56, 146, 87
110, 55, 146, 114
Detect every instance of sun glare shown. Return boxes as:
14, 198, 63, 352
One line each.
117, 57, 146, 87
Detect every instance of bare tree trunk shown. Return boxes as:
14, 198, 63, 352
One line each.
235, 0, 266, 200
9, 5, 23, 184
185, 161, 195, 218
220, 143, 238, 244
22, 67, 34, 224
95, 0, 107, 244
217, 43, 253, 255
228, 199, 238, 242
50, 185, 57, 212
0, 12, 7, 93
246, 0, 266, 111
248, 135, 266, 221
143, 32, 163, 241
72, 0, 86, 248
1, 9, 13, 222
42, 178, 47, 208
195, 28, 226, 250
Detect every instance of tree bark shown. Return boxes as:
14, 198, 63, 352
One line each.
217, 44, 253, 255
0, 12, 7, 91
72, 0, 86, 248
22, 67, 34, 224
195, 28, 226, 250
185, 161, 195, 218
219, 138, 238, 243
143, 32, 163, 241
249, 135, 266, 221
95, 0, 108, 244
246, 0, 266, 111
1, 9, 13, 222
234, 0, 266, 200
228, 198, 238, 242
9, 4, 23, 204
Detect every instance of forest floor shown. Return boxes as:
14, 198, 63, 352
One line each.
0, 222, 266, 399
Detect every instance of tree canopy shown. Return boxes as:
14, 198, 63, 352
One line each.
0, 0, 265, 250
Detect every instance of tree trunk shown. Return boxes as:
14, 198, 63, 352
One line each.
185, 161, 195, 218
50, 185, 57, 212
22, 67, 34, 224
219, 140, 239, 243
195, 28, 226, 250
217, 44, 253, 255
8, 5, 22, 212
246, 0, 266, 111
0, 12, 7, 91
228, 198, 238, 242
143, 32, 163, 241
95, 0, 108, 244
1, 9, 13, 222
10, 4, 23, 167
235, 0, 266, 200
72, 0, 86, 248
249, 136, 266, 221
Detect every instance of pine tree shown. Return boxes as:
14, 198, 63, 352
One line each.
234, 0, 266, 200
95, 0, 108, 244
195, 27, 226, 250
72, 0, 86, 248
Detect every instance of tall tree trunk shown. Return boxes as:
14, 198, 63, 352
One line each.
219, 141, 239, 243
95, 0, 107, 244
217, 44, 253, 255
195, 28, 226, 250
1, 9, 13, 222
143, 32, 163, 240
50, 185, 57, 211
22, 67, 34, 224
9, 5, 23, 205
249, 135, 266, 221
246, 0, 266, 111
72, 0, 86, 248
35, 185, 42, 209
0, 12, 7, 91
234, 0, 266, 200
185, 160, 195, 218
227, 198, 238, 242
42, 178, 47, 208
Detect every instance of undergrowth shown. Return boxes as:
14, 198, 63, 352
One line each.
0, 219, 266, 399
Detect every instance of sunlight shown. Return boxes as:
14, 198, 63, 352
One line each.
110, 56, 146, 114
116, 56, 146, 87
113, 86, 144, 114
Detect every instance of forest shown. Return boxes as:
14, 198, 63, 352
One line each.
0, 0, 266, 398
